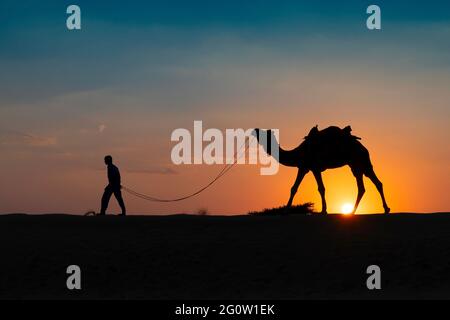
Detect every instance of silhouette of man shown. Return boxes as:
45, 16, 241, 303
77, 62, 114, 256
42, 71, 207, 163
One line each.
100, 155, 126, 216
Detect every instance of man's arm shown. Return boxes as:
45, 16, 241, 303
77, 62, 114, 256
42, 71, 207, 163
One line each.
108, 165, 121, 187
117, 167, 121, 187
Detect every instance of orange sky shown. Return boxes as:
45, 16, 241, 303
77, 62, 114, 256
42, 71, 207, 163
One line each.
0, 2, 449, 214
1, 92, 448, 215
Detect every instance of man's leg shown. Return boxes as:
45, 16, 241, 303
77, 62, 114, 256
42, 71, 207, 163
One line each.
114, 189, 126, 216
100, 187, 113, 215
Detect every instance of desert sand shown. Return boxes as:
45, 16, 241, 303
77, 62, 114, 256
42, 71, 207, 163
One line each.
1, 212, 450, 299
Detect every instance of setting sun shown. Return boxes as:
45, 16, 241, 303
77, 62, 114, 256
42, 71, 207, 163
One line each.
341, 203, 354, 215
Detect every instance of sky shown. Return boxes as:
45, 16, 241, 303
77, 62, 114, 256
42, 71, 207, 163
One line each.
0, 0, 449, 214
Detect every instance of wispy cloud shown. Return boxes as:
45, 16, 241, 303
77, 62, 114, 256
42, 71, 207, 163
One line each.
0, 130, 57, 147
126, 166, 178, 175
98, 124, 107, 133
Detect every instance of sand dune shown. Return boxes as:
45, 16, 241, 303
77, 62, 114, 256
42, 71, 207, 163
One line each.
1, 213, 450, 299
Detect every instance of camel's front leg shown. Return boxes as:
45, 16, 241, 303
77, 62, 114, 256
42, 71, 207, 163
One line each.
287, 168, 308, 207
313, 170, 327, 214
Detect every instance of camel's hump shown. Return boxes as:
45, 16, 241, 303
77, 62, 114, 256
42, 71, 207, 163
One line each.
304, 125, 361, 140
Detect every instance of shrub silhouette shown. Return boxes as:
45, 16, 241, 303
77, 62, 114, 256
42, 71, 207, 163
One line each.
248, 203, 314, 216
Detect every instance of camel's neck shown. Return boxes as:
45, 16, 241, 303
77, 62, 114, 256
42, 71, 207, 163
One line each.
276, 147, 300, 167
258, 132, 300, 167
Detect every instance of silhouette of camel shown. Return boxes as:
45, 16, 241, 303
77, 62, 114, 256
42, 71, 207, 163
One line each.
253, 126, 390, 214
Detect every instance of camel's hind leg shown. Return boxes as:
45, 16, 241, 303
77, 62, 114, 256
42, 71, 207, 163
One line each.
313, 170, 327, 214
365, 167, 390, 214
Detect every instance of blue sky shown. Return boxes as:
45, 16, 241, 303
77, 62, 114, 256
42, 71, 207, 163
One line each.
1, 0, 449, 105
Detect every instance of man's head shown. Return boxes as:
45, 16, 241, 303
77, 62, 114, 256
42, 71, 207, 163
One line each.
104, 155, 113, 165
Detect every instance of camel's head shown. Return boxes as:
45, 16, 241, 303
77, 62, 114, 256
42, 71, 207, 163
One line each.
252, 128, 277, 156
252, 128, 261, 141
252, 128, 275, 143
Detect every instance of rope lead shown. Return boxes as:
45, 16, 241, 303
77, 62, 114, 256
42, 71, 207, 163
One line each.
122, 137, 253, 202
